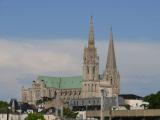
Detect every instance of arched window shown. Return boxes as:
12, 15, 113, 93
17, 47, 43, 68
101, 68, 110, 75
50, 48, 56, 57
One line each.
93, 66, 95, 74
54, 91, 57, 96
87, 66, 89, 74
91, 84, 93, 92
88, 84, 90, 92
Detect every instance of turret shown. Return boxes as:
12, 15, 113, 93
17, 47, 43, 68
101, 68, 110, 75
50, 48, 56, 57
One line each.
88, 16, 95, 48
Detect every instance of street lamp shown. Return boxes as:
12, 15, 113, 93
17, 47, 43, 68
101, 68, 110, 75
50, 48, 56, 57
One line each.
7, 106, 11, 120
18, 102, 22, 120
113, 94, 119, 110
100, 88, 110, 120
100, 89, 105, 120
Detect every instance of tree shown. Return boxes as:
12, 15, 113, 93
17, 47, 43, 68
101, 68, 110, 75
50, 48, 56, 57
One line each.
144, 91, 160, 109
0, 100, 8, 113
36, 97, 53, 105
25, 113, 45, 120
0, 100, 8, 108
63, 107, 78, 118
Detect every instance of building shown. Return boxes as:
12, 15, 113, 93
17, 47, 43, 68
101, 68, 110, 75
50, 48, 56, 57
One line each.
22, 76, 82, 104
69, 96, 124, 111
120, 94, 149, 110
21, 16, 120, 105
81, 16, 120, 98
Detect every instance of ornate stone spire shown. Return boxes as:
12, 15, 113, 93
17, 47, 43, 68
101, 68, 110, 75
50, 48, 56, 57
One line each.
106, 27, 117, 71
88, 16, 95, 48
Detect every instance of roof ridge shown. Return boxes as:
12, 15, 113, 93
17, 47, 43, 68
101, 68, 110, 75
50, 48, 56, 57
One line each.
38, 75, 82, 78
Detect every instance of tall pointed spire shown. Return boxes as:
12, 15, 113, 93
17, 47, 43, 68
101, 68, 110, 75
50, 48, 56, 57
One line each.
106, 27, 117, 71
88, 16, 95, 48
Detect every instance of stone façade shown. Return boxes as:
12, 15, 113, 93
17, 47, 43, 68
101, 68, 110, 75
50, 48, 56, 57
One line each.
21, 16, 120, 104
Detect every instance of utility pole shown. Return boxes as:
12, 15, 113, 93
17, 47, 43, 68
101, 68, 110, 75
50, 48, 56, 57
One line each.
7, 107, 11, 120
100, 89, 104, 120
109, 107, 112, 120
7, 107, 9, 120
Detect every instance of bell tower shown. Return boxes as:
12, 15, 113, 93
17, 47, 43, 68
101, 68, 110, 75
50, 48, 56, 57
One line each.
82, 16, 99, 98
103, 28, 120, 96
83, 16, 99, 81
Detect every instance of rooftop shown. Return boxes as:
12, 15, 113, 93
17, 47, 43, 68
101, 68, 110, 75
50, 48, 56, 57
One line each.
37, 75, 83, 89
119, 94, 143, 100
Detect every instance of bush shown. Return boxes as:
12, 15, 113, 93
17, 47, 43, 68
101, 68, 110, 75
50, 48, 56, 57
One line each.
63, 107, 78, 118
25, 113, 45, 120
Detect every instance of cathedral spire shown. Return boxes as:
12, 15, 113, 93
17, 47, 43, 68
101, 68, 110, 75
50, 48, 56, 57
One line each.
88, 16, 95, 48
106, 27, 117, 71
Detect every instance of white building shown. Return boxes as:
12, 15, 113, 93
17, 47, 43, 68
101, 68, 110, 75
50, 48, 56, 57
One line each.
120, 94, 149, 110
0, 114, 27, 120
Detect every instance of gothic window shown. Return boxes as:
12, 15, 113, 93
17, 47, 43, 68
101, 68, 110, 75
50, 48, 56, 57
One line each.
91, 84, 92, 92
82, 100, 84, 105
91, 84, 93, 92
64, 91, 67, 95
88, 84, 90, 92
93, 66, 95, 74
35, 90, 40, 99
87, 67, 89, 74
49, 90, 51, 97
84, 57, 86, 62
54, 91, 57, 96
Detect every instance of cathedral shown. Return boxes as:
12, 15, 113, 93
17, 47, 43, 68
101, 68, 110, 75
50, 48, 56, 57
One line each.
21, 16, 120, 104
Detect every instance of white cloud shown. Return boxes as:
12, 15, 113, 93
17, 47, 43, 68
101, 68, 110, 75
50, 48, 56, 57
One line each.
0, 38, 160, 100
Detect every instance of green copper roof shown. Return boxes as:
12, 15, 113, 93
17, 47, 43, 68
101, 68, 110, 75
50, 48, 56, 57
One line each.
37, 75, 82, 89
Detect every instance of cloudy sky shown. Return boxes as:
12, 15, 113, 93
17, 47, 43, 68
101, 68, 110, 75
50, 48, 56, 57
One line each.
0, 0, 160, 100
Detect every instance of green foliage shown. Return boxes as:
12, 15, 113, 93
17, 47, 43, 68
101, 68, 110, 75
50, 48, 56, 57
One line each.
25, 113, 45, 120
36, 97, 52, 105
0, 100, 8, 113
63, 107, 78, 118
0, 100, 8, 108
144, 91, 160, 109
